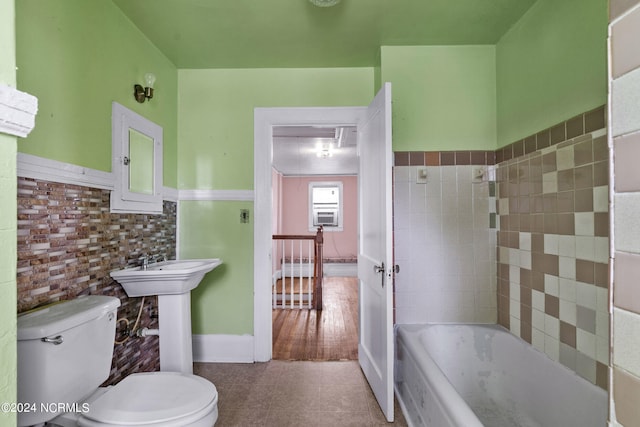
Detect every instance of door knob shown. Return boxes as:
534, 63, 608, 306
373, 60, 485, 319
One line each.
374, 262, 386, 288
374, 262, 385, 274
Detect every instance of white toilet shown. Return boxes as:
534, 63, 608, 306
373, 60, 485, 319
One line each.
17, 295, 218, 427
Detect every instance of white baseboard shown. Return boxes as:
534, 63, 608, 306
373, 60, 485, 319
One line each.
192, 334, 255, 363
324, 263, 357, 277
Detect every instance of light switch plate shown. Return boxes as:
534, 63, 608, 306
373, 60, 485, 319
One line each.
240, 209, 250, 223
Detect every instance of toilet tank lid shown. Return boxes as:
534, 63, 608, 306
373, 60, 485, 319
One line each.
18, 296, 121, 340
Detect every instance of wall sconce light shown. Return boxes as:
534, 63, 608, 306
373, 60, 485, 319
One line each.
134, 73, 156, 103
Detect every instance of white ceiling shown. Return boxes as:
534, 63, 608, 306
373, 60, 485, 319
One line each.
272, 126, 358, 176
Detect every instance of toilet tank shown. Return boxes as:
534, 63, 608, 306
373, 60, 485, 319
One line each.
17, 295, 121, 427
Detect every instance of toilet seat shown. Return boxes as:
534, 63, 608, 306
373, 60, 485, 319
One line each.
77, 372, 218, 426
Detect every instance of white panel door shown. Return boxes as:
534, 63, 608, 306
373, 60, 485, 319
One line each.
357, 82, 394, 422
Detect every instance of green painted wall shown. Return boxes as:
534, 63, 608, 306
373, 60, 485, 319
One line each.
16, 0, 179, 187
180, 201, 254, 335
178, 68, 373, 334
0, 0, 17, 423
380, 45, 497, 151
374, 48, 382, 94
0, 136, 17, 427
496, 0, 608, 146
178, 68, 374, 191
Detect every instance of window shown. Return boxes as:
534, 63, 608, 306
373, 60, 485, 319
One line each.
309, 181, 343, 232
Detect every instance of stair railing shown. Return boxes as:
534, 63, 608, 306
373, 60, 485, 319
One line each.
272, 226, 323, 310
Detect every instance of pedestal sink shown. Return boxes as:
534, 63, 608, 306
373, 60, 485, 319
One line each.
110, 258, 222, 374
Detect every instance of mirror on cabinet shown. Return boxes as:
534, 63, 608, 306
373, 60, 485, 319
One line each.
111, 102, 163, 213
128, 128, 155, 195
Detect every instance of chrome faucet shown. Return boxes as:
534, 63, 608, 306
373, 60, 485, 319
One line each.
150, 254, 165, 263
141, 255, 149, 270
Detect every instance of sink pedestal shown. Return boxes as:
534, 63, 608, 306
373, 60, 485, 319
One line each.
158, 294, 193, 374
109, 258, 223, 375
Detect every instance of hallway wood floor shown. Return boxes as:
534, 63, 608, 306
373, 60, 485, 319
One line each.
272, 276, 358, 360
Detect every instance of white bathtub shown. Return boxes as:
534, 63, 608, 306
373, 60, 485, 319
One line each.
395, 324, 607, 427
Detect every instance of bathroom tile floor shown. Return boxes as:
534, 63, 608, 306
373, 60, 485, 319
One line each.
194, 361, 408, 426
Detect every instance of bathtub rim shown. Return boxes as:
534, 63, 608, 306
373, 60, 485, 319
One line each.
394, 322, 608, 427
395, 323, 485, 427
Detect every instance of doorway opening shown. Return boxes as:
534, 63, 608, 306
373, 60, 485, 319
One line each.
252, 106, 366, 362
254, 84, 395, 421
270, 125, 359, 361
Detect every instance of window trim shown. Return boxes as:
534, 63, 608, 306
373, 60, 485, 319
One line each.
308, 181, 343, 232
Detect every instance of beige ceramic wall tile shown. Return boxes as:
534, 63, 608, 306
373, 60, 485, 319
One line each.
575, 212, 595, 236
612, 68, 640, 137
556, 146, 575, 170
510, 313, 520, 334
560, 299, 577, 325
613, 367, 640, 426
558, 235, 576, 257
545, 314, 560, 339
532, 289, 545, 311
544, 234, 560, 255
596, 335, 609, 364
576, 352, 597, 383
576, 236, 596, 261
545, 335, 560, 361
611, 5, 640, 78
545, 274, 560, 297
595, 237, 609, 263
543, 171, 558, 193
614, 131, 640, 192
577, 282, 597, 310
559, 257, 576, 280
613, 308, 640, 378
614, 193, 640, 253
577, 329, 598, 359
532, 328, 545, 352
597, 288, 609, 313
519, 232, 531, 251
610, 0, 640, 22
614, 251, 640, 314
594, 186, 609, 212
559, 278, 577, 303
519, 250, 532, 269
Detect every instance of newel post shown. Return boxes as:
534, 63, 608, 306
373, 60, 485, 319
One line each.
314, 226, 323, 310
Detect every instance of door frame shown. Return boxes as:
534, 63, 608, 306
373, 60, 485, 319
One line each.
253, 106, 366, 361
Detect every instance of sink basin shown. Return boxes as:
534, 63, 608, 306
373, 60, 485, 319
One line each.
110, 258, 222, 297
111, 258, 223, 373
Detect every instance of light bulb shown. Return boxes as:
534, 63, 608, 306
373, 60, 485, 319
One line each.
315, 141, 334, 158
144, 73, 156, 89
309, 0, 341, 6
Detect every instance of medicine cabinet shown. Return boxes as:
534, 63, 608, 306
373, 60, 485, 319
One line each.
111, 102, 163, 213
